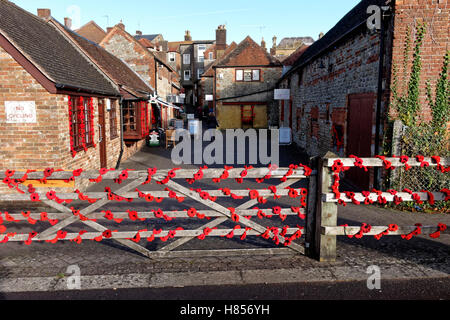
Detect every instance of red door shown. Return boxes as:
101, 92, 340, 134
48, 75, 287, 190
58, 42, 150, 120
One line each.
345, 93, 375, 190
98, 99, 107, 169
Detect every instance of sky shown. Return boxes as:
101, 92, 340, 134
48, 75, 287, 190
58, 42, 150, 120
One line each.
12, 0, 361, 44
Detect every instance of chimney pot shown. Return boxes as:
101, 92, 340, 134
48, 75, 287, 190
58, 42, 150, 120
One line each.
37, 9, 51, 20
64, 17, 72, 29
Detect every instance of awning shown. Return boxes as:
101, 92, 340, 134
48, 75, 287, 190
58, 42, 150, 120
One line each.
151, 97, 182, 111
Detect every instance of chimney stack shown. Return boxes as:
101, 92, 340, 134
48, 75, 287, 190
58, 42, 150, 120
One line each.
107, 27, 113, 33
216, 25, 227, 51
319, 32, 324, 39
136, 30, 142, 36
185, 30, 192, 41
37, 9, 51, 20
261, 37, 266, 50
64, 17, 72, 30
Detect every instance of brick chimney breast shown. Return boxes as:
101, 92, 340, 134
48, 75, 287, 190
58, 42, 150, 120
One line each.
216, 25, 227, 50
37, 9, 51, 20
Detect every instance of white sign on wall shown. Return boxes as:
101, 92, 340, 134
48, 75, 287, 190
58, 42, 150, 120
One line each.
274, 89, 291, 100
205, 95, 214, 101
5, 101, 37, 123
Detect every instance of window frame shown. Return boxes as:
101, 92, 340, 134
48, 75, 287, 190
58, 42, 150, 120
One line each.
69, 96, 95, 152
168, 52, 176, 62
184, 70, 191, 81
109, 99, 119, 140
183, 54, 190, 65
235, 69, 262, 82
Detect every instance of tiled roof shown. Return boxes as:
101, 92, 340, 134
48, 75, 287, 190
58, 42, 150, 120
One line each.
135, 34, 161, 42
139, 38, 154, 48
75, 21, 107, 44
52, 20, 153, 97
0, 0, 118, 96
215, 36, 281, 68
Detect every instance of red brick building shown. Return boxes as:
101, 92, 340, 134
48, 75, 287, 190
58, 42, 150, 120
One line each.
0, 1, 153, 192
277, 0, 449, 189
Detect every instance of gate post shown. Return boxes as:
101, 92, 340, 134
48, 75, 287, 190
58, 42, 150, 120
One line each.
305, 156, 318, 258
314, 152, 338, 262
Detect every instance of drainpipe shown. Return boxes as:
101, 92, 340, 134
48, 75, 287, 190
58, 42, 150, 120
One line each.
115, 96, 125, 169
374, 8, 387, 189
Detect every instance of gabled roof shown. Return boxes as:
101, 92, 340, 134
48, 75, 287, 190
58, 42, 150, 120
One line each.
51, 19, 153, 99
135, 34, 161, 43
277, 37, 314, 48
0, 0, 118, 96
75, 20, 107, 44
202, 42, 238, 77
139, 38, 154, 49
214, 36, 281, 68
281, 0, 386, 81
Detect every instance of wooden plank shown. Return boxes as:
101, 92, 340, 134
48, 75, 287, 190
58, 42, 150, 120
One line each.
315, 152, 338, 262
0, 188, 308, 201
6, 208, 306, 221
305, 157, 318, 257
22, 180, 75, 188
0, 168, 312, 180
2, 227, 303, 242
146, 248, 295, 259
325, 157, 449, 168
323, 192, 446, 203
322, 225, 450, 236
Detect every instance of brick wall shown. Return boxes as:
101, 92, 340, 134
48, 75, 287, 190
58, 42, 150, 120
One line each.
285, 28, 385, 158
0, 46, 123, 193
389, 0, 450, 122
101, 31, 156, 90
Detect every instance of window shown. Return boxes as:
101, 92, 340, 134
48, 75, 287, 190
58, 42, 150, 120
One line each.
122, 100, 149, 140
236, 70, 243, 81
209, 52, 214, 60
184, 70, 191, 81
69, 96, 95, 151
198, 45, 206, 62
252, 70, 260, 81
183, 54, 190, 65
109, 99, 118, 139
197, 69, 204, 79
168, 52, 176, 62
235, 69, 261, 82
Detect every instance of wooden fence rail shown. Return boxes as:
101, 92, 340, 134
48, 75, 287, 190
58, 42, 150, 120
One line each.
315, 153, 450, 262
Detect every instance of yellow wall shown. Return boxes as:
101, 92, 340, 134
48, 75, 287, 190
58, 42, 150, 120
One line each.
217, 104, 268, 129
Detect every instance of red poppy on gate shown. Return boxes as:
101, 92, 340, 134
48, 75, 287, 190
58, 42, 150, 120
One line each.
421, 190, 435, 205
30, 193, 40, 202
249, 190, 259, 200
102, 230, 113, 239
44, 168, 54, 177
5, 170, 15, 177
257, 196, 267, 204
4, 212, 19, 222
389, 224, 399, 232
0, 225, 6, 234
288, 188, 299, 198
24, 232, 38, 245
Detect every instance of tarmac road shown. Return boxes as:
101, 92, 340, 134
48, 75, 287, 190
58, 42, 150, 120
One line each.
1, 277, 449, 300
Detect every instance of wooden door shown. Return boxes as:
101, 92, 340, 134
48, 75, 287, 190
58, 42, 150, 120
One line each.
98, 99, 107, 169
345, 93, 375, 190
